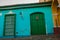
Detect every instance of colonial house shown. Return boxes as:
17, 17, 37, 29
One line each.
0, 1, 54, 38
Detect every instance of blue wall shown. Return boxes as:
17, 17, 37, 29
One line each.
0, 6, 54, 37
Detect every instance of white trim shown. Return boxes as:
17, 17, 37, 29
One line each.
9, 11, 13, 14
7, 11, 14, 14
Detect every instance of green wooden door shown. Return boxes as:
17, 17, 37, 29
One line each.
30, 13, 46, 35
4, 14, 16, 36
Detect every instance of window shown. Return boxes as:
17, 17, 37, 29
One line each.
4, 14, 16, 36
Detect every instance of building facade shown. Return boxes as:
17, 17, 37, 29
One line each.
0, 1, 54, 38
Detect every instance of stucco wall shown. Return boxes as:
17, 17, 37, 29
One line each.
0, 6, 54, 37
52, 0, 58, 27
57, 8, 60, 27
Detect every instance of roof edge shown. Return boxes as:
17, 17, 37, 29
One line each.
0, 1, 52, 10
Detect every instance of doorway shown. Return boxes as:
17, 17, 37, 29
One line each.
30, 12, 46, 35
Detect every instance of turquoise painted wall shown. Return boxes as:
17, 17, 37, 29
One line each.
0, 6, 54, 37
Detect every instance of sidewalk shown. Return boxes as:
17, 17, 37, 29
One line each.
0, 35, 60, 40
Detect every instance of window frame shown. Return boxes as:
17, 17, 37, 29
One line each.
3, 14, 16, 36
